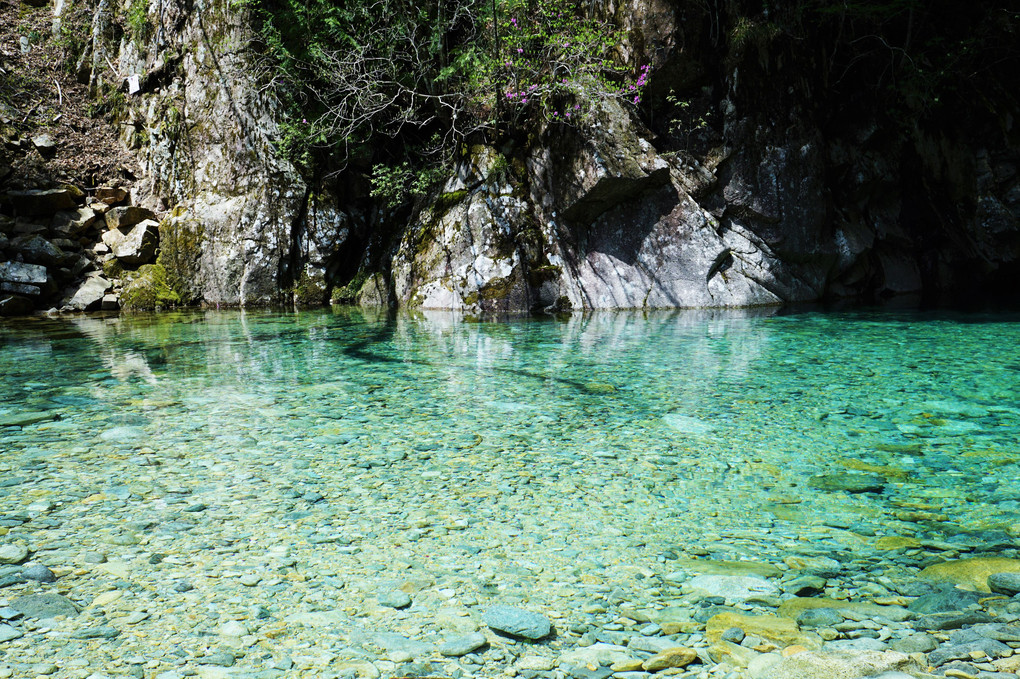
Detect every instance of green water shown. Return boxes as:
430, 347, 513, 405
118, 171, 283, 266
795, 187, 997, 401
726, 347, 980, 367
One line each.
2, 307, 1019, 544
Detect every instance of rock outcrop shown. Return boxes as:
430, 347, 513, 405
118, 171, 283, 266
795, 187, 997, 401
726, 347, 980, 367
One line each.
3, 0, 1015, 316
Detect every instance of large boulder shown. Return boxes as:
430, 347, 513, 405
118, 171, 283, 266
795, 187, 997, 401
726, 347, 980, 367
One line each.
51, 208, 98, 237
0, 260, 47, 285
102, 219, 159, 265
104, 205, 156, 231
0, 188, 78, 216
8, 234, 66, 267
65, 275, 111, 311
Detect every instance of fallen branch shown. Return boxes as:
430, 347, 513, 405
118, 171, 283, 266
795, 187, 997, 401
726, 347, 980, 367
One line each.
21, 99, 41, 124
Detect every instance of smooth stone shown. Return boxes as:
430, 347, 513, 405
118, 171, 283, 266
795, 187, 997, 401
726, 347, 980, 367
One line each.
745, 650, 920, 679
560, 642, 634, 668
808, 473, 885, 494
0, 544, 29, 565
783, 575, 827, 596
378, 590, 412, 609
824, 637, 888, 651
684, 574, 779, 603
928, 638, 1011, 666
439, 632, 487, 657
721, 626, 746, 643
641, 647, 698, 671
796, 608, 843, 629
0, 575, 24, 589
483, 605, 551, 640
21, 563, 55, 582
889, 633, 938, 653
777, 598, 912, 623
0, 411, 57, 427
783, 555, 842, 578
706, 611, 822, 650
920, 557, 1020, 593
628, 636, 682, 654
913, 612, 994, 631
0, 624, 23, 642
988, 572, 1020, 596
11, 593, 79, 619
908, 586, 983, 614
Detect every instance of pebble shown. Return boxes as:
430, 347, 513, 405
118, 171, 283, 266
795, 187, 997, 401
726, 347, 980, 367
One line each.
0, 544, 28, 565
0, 624, 23, 642
378, 590, 412, 609
439, 632, 488, 657
11, 593, 79, 619
988, 572, 1020, 596
21, 563, 56, 582
484, 605, 552, 640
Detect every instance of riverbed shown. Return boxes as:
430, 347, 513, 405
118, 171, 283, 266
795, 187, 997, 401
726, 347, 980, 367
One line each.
2, 307, 1019, 679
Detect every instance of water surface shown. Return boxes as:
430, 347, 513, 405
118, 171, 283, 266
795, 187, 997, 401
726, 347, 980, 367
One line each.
3, 307, 1018, 547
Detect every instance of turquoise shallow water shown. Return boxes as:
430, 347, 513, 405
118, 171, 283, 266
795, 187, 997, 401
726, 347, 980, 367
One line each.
2, 306, 1020, 544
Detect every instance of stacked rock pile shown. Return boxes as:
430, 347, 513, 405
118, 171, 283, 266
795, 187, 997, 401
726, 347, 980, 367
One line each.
0, 186, 159, 316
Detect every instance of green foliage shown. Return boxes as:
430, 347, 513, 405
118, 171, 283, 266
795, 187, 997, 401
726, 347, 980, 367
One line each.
370, 161, 448, 210
125, 0, 152, 46
242, 0, 642, 188
495, 0, 643, 123
665, 89, 710, 152
51, 3, 91, 75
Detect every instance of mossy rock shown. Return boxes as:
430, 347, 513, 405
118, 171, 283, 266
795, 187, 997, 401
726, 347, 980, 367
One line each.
920, 557, 1020, 592
156, 214, 204, 304
102, 258, 125, 279
293, 270, 327, 306
705, 611, 821, 650
776, 597, 912, 622
120, 263, 181, 310
672, 559, 782, 578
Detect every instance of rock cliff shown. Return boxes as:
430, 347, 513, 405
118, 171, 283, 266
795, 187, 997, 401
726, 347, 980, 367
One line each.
2, 0, 1017, 315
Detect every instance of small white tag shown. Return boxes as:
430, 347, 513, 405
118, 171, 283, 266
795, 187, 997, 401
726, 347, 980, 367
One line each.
128, 74, 140, 94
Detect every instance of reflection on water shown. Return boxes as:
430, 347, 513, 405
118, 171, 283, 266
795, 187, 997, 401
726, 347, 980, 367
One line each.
2, 306, 1019, 540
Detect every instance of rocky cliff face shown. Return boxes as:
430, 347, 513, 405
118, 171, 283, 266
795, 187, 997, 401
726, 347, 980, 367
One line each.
3, 0, 1017, 315
383, 2, 1018, 312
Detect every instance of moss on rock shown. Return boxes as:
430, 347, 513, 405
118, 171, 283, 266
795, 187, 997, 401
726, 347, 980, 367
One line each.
156, 214, 204, 304
293, 270, 327, 306
120, 263, 181, 310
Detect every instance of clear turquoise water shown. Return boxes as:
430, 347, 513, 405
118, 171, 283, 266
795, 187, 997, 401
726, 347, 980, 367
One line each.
2, 307, 1019, 544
